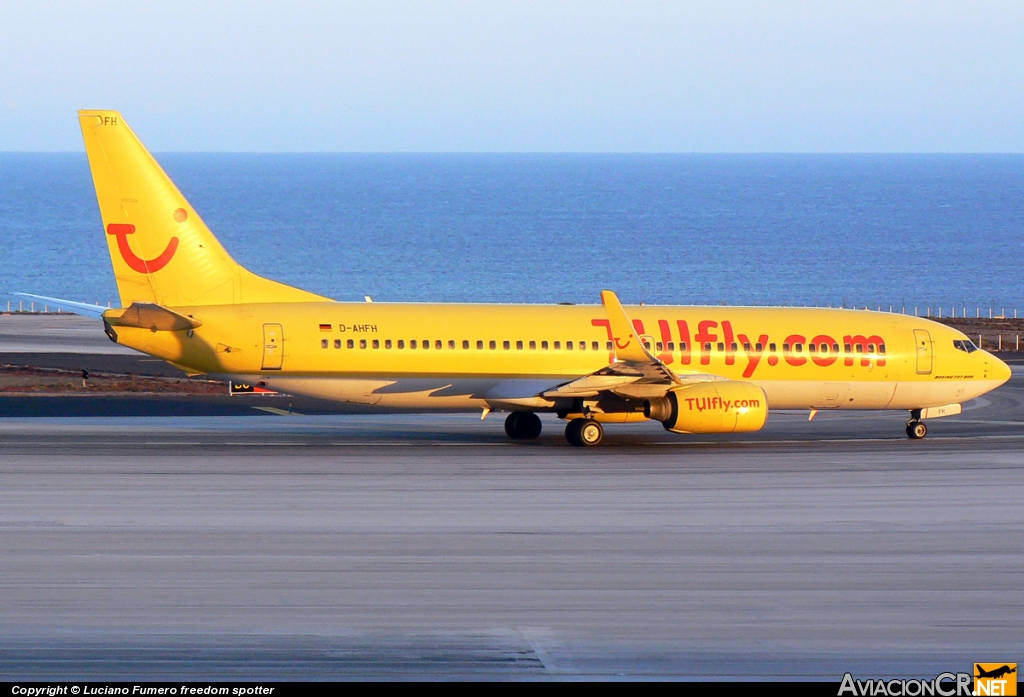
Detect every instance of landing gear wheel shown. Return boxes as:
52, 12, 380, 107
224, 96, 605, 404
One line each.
906, 420, 927, 439
579, 420, 604, 446
566, 418, 603, 447
505, 411, 542, 440
565, 418, 584, 446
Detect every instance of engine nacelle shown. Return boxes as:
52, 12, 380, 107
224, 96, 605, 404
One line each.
645, 381, 768, 434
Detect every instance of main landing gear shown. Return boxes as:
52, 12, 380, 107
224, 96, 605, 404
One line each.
505, 411, 542, 440
565, 418, 603, 447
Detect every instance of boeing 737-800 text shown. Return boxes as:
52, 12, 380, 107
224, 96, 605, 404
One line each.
17, 111, 1012, 445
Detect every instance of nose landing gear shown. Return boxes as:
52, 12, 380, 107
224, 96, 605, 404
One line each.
906, 420, 927, 439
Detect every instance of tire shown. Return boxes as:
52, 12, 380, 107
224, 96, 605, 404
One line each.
506, 411, 542, 440
565, 418, 585, 446
518, 412, 542, 440
504, 412, 522, 439
906, 420, 927, 439
578, 420, 604, 446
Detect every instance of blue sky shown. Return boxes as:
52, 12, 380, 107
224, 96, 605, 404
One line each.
1, 1, 1021, 151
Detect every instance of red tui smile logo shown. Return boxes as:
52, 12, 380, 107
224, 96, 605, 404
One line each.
106, 223, 179, 273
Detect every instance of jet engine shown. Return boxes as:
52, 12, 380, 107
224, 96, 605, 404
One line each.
644, 381, 768, 434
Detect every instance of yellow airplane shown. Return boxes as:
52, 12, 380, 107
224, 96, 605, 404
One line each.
18, 111, 1013, 445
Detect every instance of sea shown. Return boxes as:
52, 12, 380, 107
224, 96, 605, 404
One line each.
1, 153, 1023, 313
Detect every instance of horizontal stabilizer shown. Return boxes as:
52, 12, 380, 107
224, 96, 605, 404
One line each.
11, 293, 108, 319
105, 303, 202, 332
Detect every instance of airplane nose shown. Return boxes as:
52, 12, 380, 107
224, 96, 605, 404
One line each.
990, 354, 1012, 385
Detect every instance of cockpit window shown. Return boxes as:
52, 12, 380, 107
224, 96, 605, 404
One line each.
953, 339, 978, 353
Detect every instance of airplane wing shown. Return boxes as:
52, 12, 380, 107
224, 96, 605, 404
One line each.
540, 290, 717, 402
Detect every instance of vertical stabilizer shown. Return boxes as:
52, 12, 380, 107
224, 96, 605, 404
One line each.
78, 110, 329, 307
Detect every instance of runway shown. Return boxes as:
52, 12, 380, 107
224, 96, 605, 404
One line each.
0, 316, 1022, 679
1, 401, 1022, 679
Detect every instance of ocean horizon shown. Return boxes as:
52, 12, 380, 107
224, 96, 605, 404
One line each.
2, 152, 1023, 312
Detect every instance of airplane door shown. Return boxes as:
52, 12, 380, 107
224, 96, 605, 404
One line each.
914, 329, 932, 375
262, 323, 284, 370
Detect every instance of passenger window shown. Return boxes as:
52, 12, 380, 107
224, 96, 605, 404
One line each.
503, 340, 510, 350
879, 344, 886, 354
819, 344, 827, 354
372, 339, 380, 349
516, 340, 523, 350
449, 340, 456, 350
348, 339, 355, 349
397, 340, 404, 349
783, 343, 790, 352
542, 341, 549, 350
385, 339, 392, 349
579, 341, 586, 351
411, 340, 417, 349
769, 343, 777, 352
490, 340, 497, 350
730, 342, 737, 351
529, 341, 536, 350
867, 343, 875, 353
743, 342, 751, 351
477, 340, 484, 350
832, 343, 840, 352
656, 342, 664, 351
606, 341, 613, 350
321, 339, 328, 349
592, 341, 599, 351
844, 343, 851, 352
808, 344, 816, 353
717, 342, 724, 351
334, 339, 342, 349
795, 344, 803, 353
567, 341, 574, 350
668, 341, 675, 350
642, 340, 651, 349
360, 339, 367, 349
435, 340, 442, 350
423, 340, 430, 350
681, 342, 688, 351
703, 342, 711, 351
756, 343, 763, 351
554, 341, 561, 350
855, 344, 863, 353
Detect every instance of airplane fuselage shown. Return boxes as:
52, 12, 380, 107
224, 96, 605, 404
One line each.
107, 302, 1008, 413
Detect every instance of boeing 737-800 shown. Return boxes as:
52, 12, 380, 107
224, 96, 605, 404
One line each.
17, 111, 1012, 446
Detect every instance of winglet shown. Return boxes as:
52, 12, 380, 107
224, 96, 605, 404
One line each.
600, 290, 655, 363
